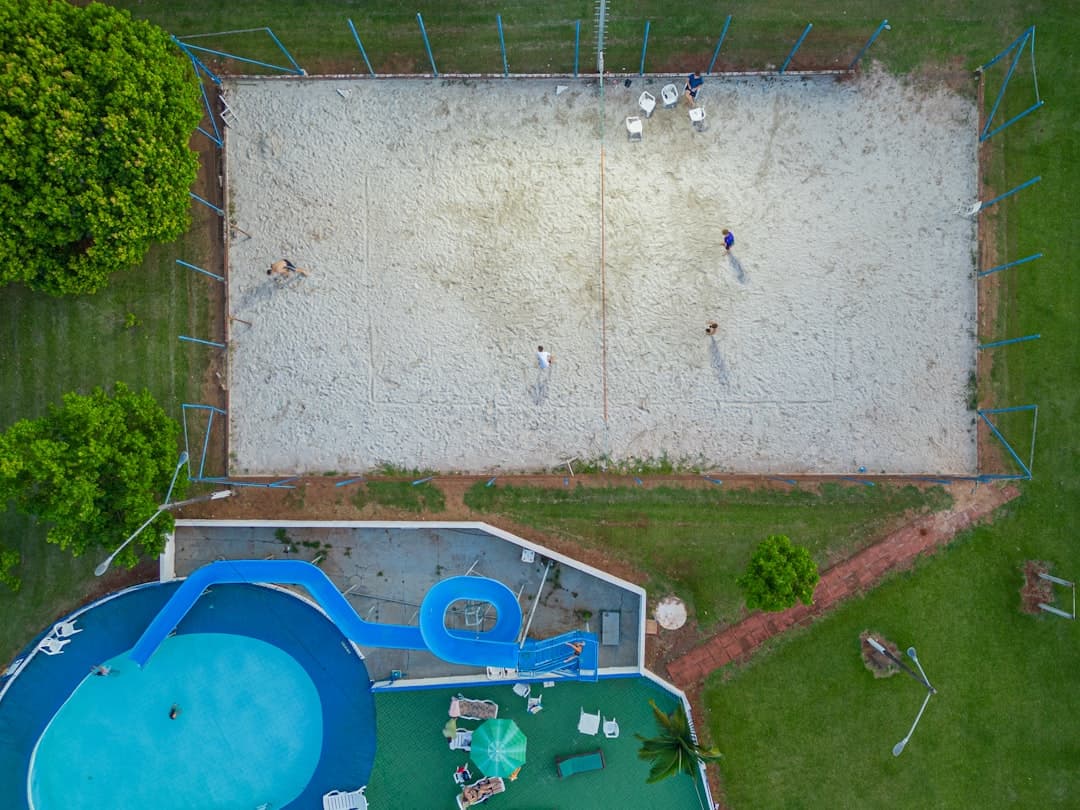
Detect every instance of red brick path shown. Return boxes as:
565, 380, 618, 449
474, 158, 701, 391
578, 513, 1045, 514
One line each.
667, 483, 1021, 688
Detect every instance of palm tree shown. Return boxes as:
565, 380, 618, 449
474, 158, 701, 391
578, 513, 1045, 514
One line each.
635, 699, 722, 783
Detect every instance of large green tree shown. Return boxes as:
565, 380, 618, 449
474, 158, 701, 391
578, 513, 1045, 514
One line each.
636, 699, 723, 783
737, 534, 820, 612
0, 0, 202, 295
0, 383, 185, 562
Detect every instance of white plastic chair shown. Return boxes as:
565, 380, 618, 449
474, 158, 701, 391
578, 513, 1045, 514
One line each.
661, 83, 679, 108
38, 637, 69, 656
53, 619, 82, 639
638, 91, 656, 118
512, 682, 531, 699
689, 106, 707, 132
577, 707, 601, 736
625, 116, 643, 142
527, 695, 543, 715
322, 787, 368, 810
449, 729, 473, 751
603, 717, 620, 738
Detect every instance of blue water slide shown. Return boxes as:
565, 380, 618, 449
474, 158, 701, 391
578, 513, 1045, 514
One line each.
129, 561, 600, 677
418, 576, 522, 668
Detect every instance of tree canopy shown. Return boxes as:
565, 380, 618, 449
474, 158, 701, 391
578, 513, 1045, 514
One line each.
636, 699, 722, 783
0, 383, 185, 562
0, 0, 202, 295
737, 534, 820, 612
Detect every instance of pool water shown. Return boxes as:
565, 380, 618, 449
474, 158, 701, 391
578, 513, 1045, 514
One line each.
29, 633, 322, 809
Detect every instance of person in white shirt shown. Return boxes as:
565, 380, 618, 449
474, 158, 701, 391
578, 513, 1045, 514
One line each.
536, 346, 553, 369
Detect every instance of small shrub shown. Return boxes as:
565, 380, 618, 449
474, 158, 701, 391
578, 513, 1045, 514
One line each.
737, 534, 819, 612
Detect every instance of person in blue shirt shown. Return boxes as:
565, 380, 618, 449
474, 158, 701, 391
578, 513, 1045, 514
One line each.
684, 72, 704, 105
722, 228, 735, 252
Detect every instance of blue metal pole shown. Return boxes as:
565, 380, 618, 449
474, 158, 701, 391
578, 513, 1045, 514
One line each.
981, 29, 1031, 139
264, 28, 304, 75
842, 477, 876, 487
497, 15, 509, 77
173, 37, 222, 85
978, 25, 1034, 71
180, 42, 298, 75
639, 20, 651, 76
981, 100, 1045, 142
417, 13, 438, 77
978, 252, 1043, 277
780, 23, 813, 75
268, 476, 300, 488
979, 334, 1041, 349
190, 192, 224, 216
977, 410, 1033, 478
335, 477, 365, 487
179, 335, 226, 348
198, 408, 215, 480
707, 15, 733, 75
346, 18, 376, 76
979, 176, 1041, 211
176, 259, 224, 282
192, 77, 222, 146
574, 20, 581, 78
981, 404, 1038, 416
850, 20, 889, 70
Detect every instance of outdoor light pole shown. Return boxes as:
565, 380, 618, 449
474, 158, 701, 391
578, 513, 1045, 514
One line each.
868, 639, 936, 757
94, 453, 232, 576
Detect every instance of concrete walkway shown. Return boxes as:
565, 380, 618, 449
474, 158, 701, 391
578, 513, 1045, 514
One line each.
667, 483, 1021, 688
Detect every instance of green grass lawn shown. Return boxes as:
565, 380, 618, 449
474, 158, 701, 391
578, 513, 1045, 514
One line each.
0, 184, 215, 661
466, 482, 950, 627
2, 2, 1077, 807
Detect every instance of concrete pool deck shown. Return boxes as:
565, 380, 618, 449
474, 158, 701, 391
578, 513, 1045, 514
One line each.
172, 521, 645, 681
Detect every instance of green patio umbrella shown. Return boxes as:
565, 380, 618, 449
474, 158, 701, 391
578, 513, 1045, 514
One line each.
470, 718, 527, 777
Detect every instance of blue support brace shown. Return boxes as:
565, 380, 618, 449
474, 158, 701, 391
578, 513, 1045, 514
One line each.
179, 335, 226, 349
497, 15, 508, 77
767, 476, 799, 486
639, 21, 651, 76
347, 18, 376, 76
176, 259, 224, 282
979, 176, 1041, 211
574, 20, 581, 77
978, 405, 1037, 479
264, 28, 304, 74
180, 42, 300, 76
190, 192, 224, 216
982, 100, 1045, 142
417, 13, 439, 77
780, 24, 813, 75
707, 16, 733, 75
335, 477, 366, 488
841, 477, 876, 487
979, 252, 1042, 277
412, 476, 435, 486
979, 334, 1040, 350
850, 20, 889, 70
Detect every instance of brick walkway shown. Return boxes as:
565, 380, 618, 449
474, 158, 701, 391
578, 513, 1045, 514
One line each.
667, 483, 1021, 688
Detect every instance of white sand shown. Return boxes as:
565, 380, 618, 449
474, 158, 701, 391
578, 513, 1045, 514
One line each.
224, 71, 978, 475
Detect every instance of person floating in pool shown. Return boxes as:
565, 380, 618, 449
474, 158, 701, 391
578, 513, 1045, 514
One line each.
169, 704, 181, 720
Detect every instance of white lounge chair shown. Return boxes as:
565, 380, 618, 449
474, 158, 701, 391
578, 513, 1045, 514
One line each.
449, 729, 473, 751
603, 717, 620, 738
53, 619, 82, 639
323, 787, 368, 810
577, 707, 601, 736
38, 637, 69, 656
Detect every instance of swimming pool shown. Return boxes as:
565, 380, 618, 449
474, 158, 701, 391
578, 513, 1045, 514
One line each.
1, 582, 376, 809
